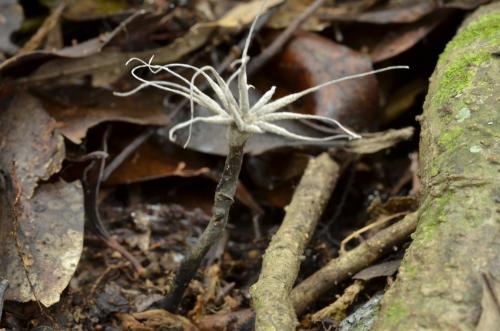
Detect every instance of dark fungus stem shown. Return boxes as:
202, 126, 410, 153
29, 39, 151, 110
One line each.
159, 125, 248, 311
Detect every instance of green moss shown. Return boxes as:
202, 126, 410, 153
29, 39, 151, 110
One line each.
384, 300, 410, 325
432, 52, 490, 108
438, 126, 464, 151
431, 11, 500, 108
418, 193, 452, 242
401, 264, 418, 280
442, 13, 500, 56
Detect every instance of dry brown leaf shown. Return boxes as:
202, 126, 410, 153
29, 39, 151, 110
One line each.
369, 14, 444, 62
105, 140, 210, 186
353, 260, 401, 281
267, 0, 326, 31
269, 32, 379, 130
0, 93, 65, 198
206, 0, 284, 29
0, 178, 84, 306
0, 93, 84, 306
0, 10, 151, 79
38, 86, 170, 144
320, 0, 488, 24
63, 0, 138, 21
2, 0, 284, 87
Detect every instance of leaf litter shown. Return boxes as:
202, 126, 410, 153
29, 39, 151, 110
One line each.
0, 0, 491, 329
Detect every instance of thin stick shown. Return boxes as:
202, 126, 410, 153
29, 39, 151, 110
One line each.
250, 153, 340, 330
18, 2, 65, 54
246, 0, 326, 76
101, 128, 154, 182
158, 125, 248, 311
311, 279, 365, 323
290, 212, 418, 315
339, 212, 408, 255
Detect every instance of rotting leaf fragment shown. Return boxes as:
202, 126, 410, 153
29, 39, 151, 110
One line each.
0, 179, 84, 306
0, 93, 85, 306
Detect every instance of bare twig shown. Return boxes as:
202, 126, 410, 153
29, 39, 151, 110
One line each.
101, 128, 154, 182
339, 212, 408, 255
291, 212, 418, 315
311, 279, 365, 323
18, 2, 65, 54
250, 153, 339, 330
247, 0, 326, 76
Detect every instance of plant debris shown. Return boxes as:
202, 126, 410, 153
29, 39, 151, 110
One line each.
0, 0, 493, 329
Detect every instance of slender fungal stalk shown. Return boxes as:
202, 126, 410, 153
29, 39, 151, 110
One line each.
158, 125, 248, 310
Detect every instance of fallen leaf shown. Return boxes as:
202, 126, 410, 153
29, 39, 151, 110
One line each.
2, 0, 284, 87
369, 13, 445, 62
339, 1, 436, 24
267, 0, 326, 31
0, 93, 65, 199
0, 10, 150, 80
268, 32, 379, 130
443, 0, 491, 10
0, 93, 84, 306
0, 176, 84, 307
105, 135, 262, 214
353, 260, 401, 281
37, 86, 170, 144
208, 0, 284, 29
64, 0, 139, 21
105, 139, 211, 186
320, 0, 489, 24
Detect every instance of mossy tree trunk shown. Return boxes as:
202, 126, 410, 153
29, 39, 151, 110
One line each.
374, 3, 500, 331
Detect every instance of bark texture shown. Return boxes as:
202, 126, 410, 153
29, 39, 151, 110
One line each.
250, 153, 339, 331
374, 3, 500, 330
